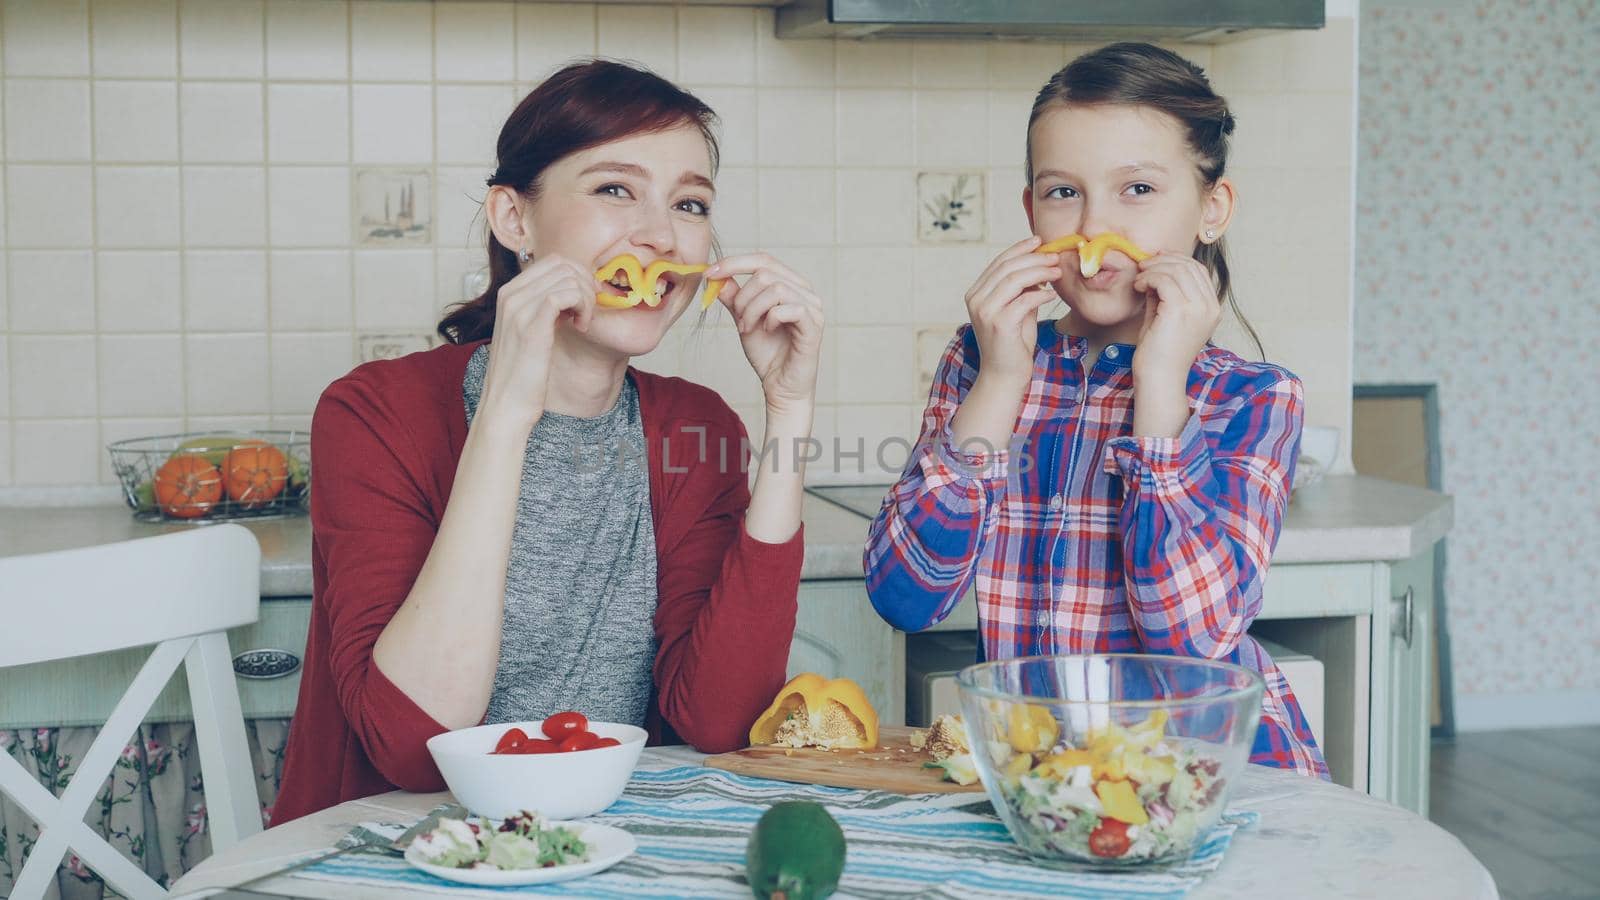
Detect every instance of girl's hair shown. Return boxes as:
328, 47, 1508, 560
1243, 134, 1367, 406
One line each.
1027, 42, 1263, 359
437, 59, 720, 345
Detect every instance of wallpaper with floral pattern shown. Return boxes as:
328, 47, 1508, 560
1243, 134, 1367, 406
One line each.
1356, 1, 1599, 698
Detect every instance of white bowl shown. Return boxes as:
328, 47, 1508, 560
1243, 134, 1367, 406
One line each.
426, 720, 646, 820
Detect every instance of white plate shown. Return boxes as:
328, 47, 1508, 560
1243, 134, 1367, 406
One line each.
403, 822, 636, 887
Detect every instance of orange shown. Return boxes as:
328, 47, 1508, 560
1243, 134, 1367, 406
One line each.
224, 442, 289, 509
153, 454, 223, 519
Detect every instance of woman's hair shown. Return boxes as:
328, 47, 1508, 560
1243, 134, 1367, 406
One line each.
1027, 42, 1263, 358
438, 59, 720, 344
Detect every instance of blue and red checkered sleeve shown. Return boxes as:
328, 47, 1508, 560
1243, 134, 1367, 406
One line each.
865, 327, 1009, 632
1103, 371, 1304, 660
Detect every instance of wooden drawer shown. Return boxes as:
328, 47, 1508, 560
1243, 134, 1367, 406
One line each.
0, 597, 312, 729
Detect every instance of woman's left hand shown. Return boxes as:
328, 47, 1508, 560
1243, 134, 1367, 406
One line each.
705, 253, 825, 417
1130, 251, 1224, 383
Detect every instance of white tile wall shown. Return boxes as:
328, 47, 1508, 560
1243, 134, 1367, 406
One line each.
185, 250, 268, 331
5, 79, 92, 161
94, 81, 180, 163
268, 166, 351, 247
98, 333, 183, 417
97, 251, 182, 332
270, 250, 352, 330
183, 167, 268, 247
179, 0, 264, 79
598, 5, 677, 79
268, 84, 351, 163
352, 84, 432, 164
184, 333, 269, 416
266, 0, 349, 80
9, 250, 96, 332
91, 0, 178, 79
181, 83, 266, 163
7, 166, 94, 248
352, 1, 433, 82
96, 167, 181, 247
3, 0, 90, 78
0, 2, 1355, 488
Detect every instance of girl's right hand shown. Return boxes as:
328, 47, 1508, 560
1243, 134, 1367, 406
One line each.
963, 236, 1062, 387
476, 253, 597, 431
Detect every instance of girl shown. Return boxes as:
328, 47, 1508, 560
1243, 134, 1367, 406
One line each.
275, 60, 826, 822
865, 43, 1327, 777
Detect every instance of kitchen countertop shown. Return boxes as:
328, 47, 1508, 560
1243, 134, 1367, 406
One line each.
0, 475, 1450, 597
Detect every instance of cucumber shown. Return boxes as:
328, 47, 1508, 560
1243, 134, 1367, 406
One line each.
745, 801, 846, 900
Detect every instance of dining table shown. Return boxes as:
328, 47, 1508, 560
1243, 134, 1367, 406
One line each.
170, 745, 1496, 899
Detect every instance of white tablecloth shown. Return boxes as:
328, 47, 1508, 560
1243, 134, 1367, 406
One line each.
172, 748, 1496, 899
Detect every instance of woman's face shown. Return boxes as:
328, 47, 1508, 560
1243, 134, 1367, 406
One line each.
522, 122, 716, 358
1024, 103, 1224, 330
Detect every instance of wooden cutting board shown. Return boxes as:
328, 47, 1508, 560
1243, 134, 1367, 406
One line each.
703, 726, 984, 794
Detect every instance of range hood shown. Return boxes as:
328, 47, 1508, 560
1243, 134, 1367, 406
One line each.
775, 0, 1325, 42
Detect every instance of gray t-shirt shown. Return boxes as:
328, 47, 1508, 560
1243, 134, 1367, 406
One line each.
462, 345, 658, 727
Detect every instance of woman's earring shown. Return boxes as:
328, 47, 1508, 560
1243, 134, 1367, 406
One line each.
1203, 229, 1217, 242
517, 247, 532, 264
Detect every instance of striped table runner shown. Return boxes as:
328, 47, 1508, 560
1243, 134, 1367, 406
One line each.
300, 766, 1255, 899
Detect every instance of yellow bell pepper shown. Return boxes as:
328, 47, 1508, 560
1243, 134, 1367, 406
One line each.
1036, 232, 1152, 277
1006, 704, 1060, 754
1033, 748, 1094, 779
748, 673, 880, 750
1095, 778, 1150, 825
594, 253, 727, 311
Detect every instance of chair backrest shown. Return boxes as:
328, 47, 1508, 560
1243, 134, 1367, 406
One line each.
0, 525, 264, 900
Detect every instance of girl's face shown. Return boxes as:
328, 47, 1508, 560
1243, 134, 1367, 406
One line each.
510, 123, 717, 359
1024, 103, 1230, 331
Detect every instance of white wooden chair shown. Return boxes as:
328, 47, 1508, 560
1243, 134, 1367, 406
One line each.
0, 525, 264, 900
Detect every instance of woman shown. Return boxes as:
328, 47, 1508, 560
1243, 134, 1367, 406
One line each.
273, 60, 825, 823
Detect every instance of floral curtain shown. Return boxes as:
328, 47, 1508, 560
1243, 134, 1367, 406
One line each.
0, 719, 290, 900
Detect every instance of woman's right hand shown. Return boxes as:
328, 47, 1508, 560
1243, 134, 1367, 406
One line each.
476, 254, 597, 430
964, 235, 1062, 388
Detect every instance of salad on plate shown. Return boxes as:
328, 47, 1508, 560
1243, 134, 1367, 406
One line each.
408, 811, 588, 871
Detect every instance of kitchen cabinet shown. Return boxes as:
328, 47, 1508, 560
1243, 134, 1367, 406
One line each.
0, 598, 309, 730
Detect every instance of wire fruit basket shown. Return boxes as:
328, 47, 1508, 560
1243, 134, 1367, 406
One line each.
107, 431, 311, 523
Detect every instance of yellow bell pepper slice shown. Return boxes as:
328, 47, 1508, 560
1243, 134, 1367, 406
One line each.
1033, 748, 1094, 779
1037, 232, 1087, 255
748, 672, 880, 750
1095, 778, 1150, 825
593, 253, 727, 311
1006, 704, 1059, 754
1036, 232, 1152, 277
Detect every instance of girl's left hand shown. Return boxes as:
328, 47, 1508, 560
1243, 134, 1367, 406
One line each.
1131, 251, 1224, 381
705, 253, 825, 417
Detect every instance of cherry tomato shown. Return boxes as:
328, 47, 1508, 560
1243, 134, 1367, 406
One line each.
1088, 818, 1132, 858
493, 727, 529, 754
517, 739, 559, 755
592, 737, 621, 749
542, 711, 589, 741
558, 731, 601, 753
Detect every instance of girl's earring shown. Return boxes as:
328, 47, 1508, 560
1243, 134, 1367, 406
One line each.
517, 247, 532, 265
1203, 229, 1217, 242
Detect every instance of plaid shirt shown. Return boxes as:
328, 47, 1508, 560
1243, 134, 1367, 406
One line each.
865, 322, 1328, 778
